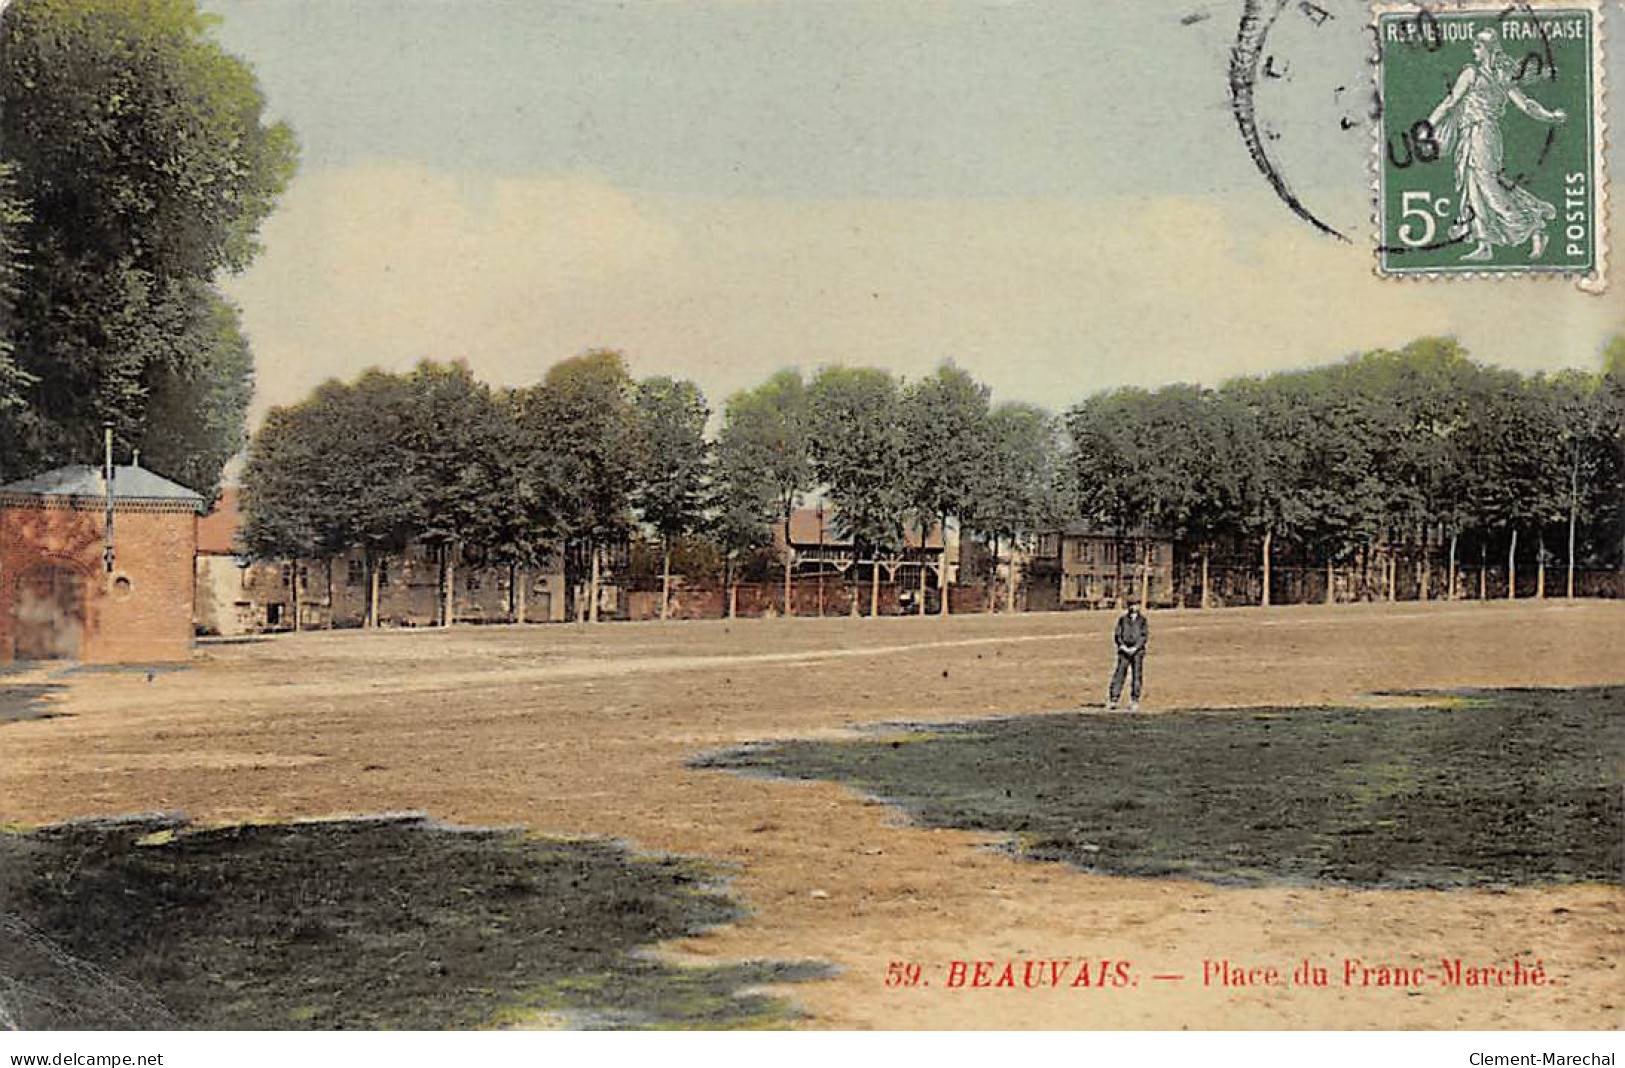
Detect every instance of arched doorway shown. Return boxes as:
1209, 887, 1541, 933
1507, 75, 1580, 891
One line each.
13, 564, 85, 660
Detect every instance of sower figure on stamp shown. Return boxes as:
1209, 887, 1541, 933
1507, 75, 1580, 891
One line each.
1106, 601, 1147, 712
1427, 27, 1567, 262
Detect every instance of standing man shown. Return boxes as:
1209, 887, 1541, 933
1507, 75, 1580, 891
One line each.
1107, 600, 1148, 711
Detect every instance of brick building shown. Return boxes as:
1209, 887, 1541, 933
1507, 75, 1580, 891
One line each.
774, 506, 946, 588
1026, 523, 1176, 610
194, 488, 568, 633
0, 463, 204, 663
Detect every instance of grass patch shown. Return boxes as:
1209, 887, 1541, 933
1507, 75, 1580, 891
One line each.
0, 814, 825, 1030
696, 687, 1624, 890
0, 684, 67, 724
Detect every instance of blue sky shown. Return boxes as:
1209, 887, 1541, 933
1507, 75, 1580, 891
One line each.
199, 0, 1623, 421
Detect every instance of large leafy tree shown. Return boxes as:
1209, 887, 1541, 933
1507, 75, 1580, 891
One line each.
400, 361, 511, 625
971, 401, 1060, 611
1065, 388, 1162, 603
1130, 385, 1248, 607
708, 432, 780, 618
1598, 336, 1625, 589
0, 0, 296, 486
0, 163, 29, 413
132, 284, 254, 501
807, 366, 908, 616
241, 370, 420, 627
632, 376, 710, 620
714, 370, 812, 614
900, 363, 990, 615
1219, 374, 1319, 606
520, 350, 638, 621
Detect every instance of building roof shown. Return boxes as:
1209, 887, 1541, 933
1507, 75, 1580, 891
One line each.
0, 463, 206, 512
782, 506, 944, 549
197, 487, 242, 554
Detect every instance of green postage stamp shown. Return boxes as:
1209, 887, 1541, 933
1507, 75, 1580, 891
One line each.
1375, 1, 1607, 284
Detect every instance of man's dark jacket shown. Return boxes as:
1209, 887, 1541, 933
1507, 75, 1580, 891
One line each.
1114, 611, 1148, 653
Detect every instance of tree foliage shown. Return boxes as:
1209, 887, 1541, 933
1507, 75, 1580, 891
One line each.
807, 366, 908, 554
0, 0, 296, 487
632, 376, 711, 543
899, 362, 990, 539
241, 335, 1625, 616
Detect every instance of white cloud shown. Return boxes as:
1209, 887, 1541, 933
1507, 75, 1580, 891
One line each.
224, 162, 1624, 424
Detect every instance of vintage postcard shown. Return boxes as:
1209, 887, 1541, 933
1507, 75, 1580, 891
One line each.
0, 0, 1620, 1054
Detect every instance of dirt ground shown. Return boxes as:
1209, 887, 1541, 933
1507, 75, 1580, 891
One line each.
1, 599, 1621, 1029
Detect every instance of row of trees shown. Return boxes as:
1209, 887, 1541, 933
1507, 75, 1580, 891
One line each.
242, 335, 1623, 624
242, 354, 1069, 624
0, 0, 295, 497
1069, 338, 1625, 606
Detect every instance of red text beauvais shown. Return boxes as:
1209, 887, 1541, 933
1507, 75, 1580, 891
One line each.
945, 959, 1133, 989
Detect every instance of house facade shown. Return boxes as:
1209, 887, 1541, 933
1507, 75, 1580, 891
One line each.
194, 488, 568, 634
772, 505, 946, 610
1027, 523, 1176, 610
1, 463, 204, 663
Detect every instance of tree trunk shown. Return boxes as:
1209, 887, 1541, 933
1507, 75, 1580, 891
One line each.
589, 539, 602, 623
1261, 530, 1272, 608
326, 559, 335, 630
1507, 529, 1518, 600
870, 556, 880, 618
1536, 533, 1546, 599
1568, 455, 1579, 599
1418, 527, 1430, 602
724, 553, 735, 620
988, 536, 998, 613
1325, 558, 1335, 605
1386, 542, 1396, 603
817, 572, 825, 617
368, 552, 381, 628
1479, 542, 1487, 601
661, 536, 672, 622
782, 511, 794, 618
1447, 532, 1458, 601
291, 559, 302, 632
940, 514, 950, 617
1138, 540, 1151, 608
851, 549, 864, 617
1201, 545, 1211, 610
442, 543, 456, 627
1008, 543, 1020, 614
918, 549, 927, 617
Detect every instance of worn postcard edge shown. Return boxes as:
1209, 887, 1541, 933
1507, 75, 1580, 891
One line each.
1369, 0, 1610, 292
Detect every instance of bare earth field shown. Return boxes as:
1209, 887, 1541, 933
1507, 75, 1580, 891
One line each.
2, 600, 1622, 1030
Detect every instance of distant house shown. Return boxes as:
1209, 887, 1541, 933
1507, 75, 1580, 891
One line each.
773, 506, 945, 585
1, 462, 205, 663
193, 488, 568, 633
1026, 522, 1176, 610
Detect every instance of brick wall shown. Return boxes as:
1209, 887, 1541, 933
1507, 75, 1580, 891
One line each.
1, 501, 197, 664
195, 547, 569, 633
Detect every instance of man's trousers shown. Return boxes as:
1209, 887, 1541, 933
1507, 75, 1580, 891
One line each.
1109, 649, 1145, 704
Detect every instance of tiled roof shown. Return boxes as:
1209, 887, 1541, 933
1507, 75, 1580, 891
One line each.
0, 464, 205, 512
